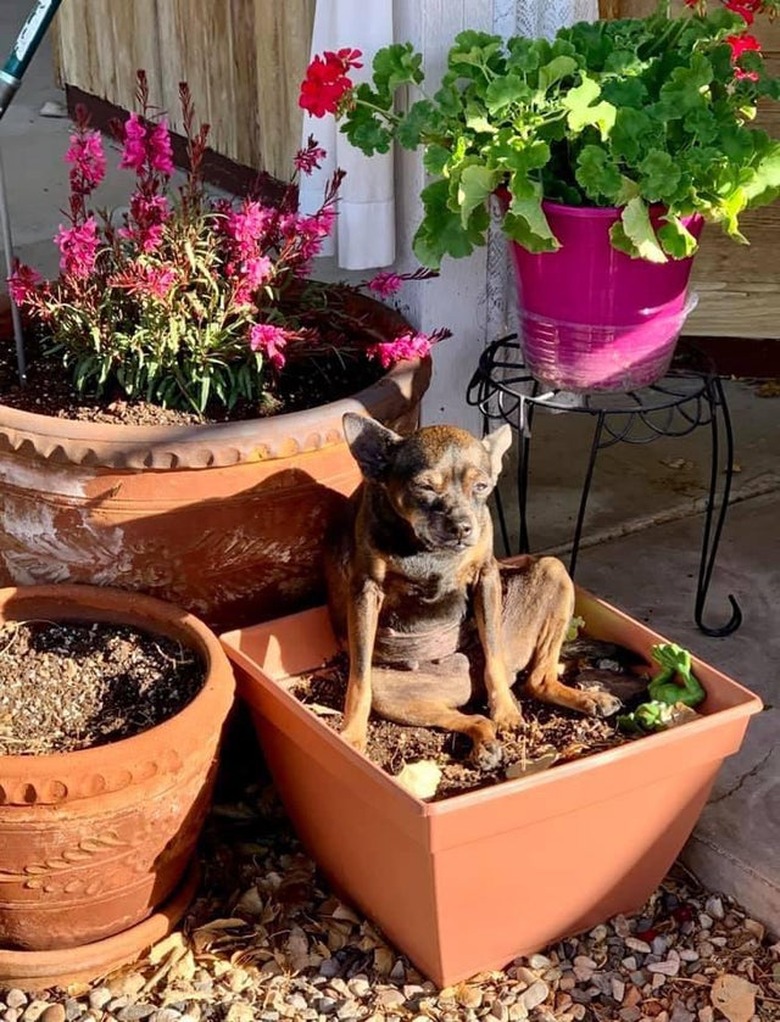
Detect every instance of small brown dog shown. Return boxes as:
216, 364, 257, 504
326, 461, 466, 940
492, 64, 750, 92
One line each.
326, 413, 621, 765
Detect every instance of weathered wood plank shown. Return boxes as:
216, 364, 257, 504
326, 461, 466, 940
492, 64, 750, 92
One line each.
54, 0, 315, 180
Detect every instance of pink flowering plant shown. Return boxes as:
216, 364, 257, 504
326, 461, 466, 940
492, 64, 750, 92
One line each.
9, 72, 444, 415
301, 1, 780, 267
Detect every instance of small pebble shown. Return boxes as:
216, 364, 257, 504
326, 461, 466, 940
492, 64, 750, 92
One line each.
705, 896, 724, 920
625, 937, 652, 953
520, 980, 548, 1012
5, 994, 27, 1012
528, 953, 552, 969
22, 1003, 49, 1022
40, 1009, 66, 1022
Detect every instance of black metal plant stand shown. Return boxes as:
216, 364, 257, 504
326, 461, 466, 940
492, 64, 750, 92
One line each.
467, 335, 742, 638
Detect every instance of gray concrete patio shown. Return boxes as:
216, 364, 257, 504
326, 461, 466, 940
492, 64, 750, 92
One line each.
1, 2, 777, 938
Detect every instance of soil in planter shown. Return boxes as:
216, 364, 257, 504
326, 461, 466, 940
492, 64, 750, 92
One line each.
0, 619, 206, 754
0, 331, 386, 427
292, 636, 668, 801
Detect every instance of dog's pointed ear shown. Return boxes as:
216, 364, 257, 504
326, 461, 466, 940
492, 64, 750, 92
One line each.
481, 424, 513, 482
343, 413, 403, 481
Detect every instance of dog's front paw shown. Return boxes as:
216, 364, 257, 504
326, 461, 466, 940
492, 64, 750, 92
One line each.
470, 738, 504, 772
340, 724, 368, 755
491, 702, 524, 734
579, 689, 622, 718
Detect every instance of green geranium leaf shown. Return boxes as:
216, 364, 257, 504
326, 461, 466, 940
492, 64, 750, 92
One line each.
464, 104, 496, 134
485, 74, 531, 115
448, 31, 503, 71
657, 216, 700, 259
638, 150, 683, 203
458, 164, 502, 228
505, 36, 540, 73
611, 108, 655, 163
658, 53, 713, 120
683, 106, 719, 146
742, 135, 780, 208
371, 43, 424, 98
601, 76, 648, 111
395, 100, 443, 149
341, 101, 392, 156
422, 143, 453, 176
576, 145, 624, 203
718, 125, 755, 164
412, 179, 489, 267
613, 197, 668, 263
503, 193, 560, 253
562, 77, 616, 140
537, 55, 578, 93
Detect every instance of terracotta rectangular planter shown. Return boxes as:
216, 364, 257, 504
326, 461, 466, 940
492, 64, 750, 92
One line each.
220, 588, 762, 987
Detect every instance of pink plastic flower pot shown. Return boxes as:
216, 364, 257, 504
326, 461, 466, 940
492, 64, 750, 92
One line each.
220, 570, 761, 987
509, 202, 704, 392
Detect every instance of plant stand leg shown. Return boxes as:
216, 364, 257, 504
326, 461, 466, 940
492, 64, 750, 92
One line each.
568, 410, 607, 579
694, 376, 742, 637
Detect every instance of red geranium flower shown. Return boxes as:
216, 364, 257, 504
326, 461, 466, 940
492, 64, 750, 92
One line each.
299, 48, 363, 118
727, 31, 762, 79
724, 0, 763, 24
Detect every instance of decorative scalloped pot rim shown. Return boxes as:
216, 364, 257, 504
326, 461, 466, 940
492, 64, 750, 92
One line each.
0, 295, 431, 470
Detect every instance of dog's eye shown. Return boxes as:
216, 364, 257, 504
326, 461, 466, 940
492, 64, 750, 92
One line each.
414, 483, 438, 497
473, 481, 490, 495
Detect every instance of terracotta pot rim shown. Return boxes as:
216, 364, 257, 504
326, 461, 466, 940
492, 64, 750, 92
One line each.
0, 294, 431, 470
0, 583, 235, 785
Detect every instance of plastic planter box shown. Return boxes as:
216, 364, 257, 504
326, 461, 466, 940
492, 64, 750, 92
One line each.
220, 587, 761, 986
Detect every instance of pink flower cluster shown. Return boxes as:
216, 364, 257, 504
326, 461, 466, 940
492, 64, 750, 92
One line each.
249, 323, 291, 369
6, 68, 447, 416
54, 218, 100, 279
367, 331, 435, 369
120, 112, 175, 177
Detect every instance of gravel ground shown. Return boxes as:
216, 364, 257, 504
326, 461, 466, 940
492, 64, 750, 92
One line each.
3, 769, 777, 1022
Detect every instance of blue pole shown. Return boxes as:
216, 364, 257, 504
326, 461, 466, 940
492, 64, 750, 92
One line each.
0, 0, 65, 120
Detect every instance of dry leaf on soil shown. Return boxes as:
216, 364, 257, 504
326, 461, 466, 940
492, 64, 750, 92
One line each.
710, 973, 758, 1022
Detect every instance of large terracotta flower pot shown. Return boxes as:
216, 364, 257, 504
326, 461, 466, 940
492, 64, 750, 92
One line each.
0, 295, 430, 630
508, 201, 704, 392
0, 583, 235, 989
220, 568, 761, 987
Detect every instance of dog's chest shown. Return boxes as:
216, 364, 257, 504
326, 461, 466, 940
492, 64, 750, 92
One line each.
380, 552, 477, 624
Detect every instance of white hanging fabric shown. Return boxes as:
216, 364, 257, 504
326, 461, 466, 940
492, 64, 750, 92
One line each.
298, 0, 395, 270
512, 0, 599, 39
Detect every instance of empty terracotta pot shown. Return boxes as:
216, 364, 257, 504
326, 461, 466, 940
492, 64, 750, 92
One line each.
0, 294, 430, 630
0, 583, 235, 988
220, 572, 762, 987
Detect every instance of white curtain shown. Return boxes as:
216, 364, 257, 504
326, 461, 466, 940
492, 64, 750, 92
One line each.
503, 0, 599, 38
298, 0, 395, 270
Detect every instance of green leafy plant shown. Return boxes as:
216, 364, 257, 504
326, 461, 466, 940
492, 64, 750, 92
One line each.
300, 1, 780, 267
617, 641, 706, 733
8, 72, 444, 416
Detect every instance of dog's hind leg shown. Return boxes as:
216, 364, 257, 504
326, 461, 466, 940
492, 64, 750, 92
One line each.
500, 557, 621, 718
371, 653, 503, 770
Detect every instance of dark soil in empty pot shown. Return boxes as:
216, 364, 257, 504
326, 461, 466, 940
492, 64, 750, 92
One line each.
0, 619, 207, 755
293, 637, 660, 801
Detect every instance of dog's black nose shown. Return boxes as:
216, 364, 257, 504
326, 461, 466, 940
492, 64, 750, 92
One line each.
451, 519, 473, 541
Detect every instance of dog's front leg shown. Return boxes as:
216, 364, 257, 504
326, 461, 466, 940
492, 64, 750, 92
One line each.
474, 560, 523, 732
342, 573, 385, 753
